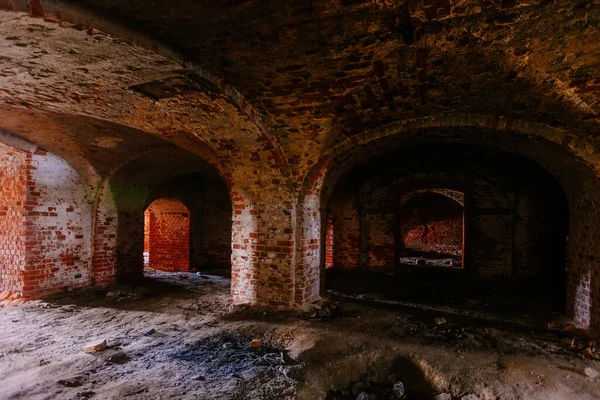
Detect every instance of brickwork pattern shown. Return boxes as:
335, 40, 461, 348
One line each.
146, 198, 190, 272
0, 143, 27, 293
399, 194, 463, 256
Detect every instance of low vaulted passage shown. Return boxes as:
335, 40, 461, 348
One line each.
3, 3, 600, 398
98, 147, 233, 284
325, 144, 570, 318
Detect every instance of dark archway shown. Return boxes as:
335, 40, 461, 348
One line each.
99, 147, 233, 285
324, 144, 570, 318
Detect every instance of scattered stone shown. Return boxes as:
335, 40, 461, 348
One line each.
461, 395, 480, 400
83, 339, 107, 353
58, 377, 83, 387
193, 375, 206, 381
43, 16, 61, 23
105, 292, 116, 298
584, 367, 599, 379
251, 339, 262, 349
392, 381, 405, 397
86, 27, 102, 36
303, 299, 337, 320
77, 391, 96, 399
222, 342, 234, 349
143, 329, 156, 336
434, 317, 447, 325
434, 394, 452, 400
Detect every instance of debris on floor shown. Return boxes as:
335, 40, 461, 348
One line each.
83, 339, 107, 353
1, 270, 599, 400
302, 299, 338, 320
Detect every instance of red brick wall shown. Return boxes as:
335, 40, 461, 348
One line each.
24, 148, 93, 294
0, 143, 27, 293
365, 213, 396, 271
92, 188, 118, 285
145, 198, 190, 272
332, 200, 360, 270
144, 211, 150, 254
398, 193, 463, 256
0, 140, 93, 296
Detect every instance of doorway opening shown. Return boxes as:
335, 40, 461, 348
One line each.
397, 190, 464, 269
143, 198, 191, 272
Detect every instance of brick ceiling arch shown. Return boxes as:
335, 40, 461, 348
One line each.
2, 2, 600, 194
32, 0, 599, 185
303, 114, 600, 212
0, 9, 293, 196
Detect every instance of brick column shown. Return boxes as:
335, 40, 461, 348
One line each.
230, 189, 296, 307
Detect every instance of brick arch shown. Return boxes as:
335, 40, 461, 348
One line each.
92, 145, 233, 284
295, 114, 600, 330
399, 189, 464, 208
0, 108, 103, 192
396, 191, 465, 260
303, 114, 600, 198
92, 143, 297, 307
361, 171, 516, 214
1, 1, 293, 191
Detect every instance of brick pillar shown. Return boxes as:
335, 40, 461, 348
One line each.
92, 185, 117, 286
293, 193, 322, 306
325, 212, 334, 269
230, 189, 296, 307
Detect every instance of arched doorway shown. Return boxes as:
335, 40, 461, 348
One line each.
144, 198, 191, 272
97, 147, 233, 285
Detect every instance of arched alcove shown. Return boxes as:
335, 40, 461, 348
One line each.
95, 146, 233, 286
320, 141, 572, 320
0, 137, 93, 296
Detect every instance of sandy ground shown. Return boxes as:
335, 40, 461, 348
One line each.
1, 269, 599, 400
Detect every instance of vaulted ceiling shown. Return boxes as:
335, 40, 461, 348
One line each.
1, 0, 599, 190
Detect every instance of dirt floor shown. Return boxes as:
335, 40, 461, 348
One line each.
1, 269, 600, 400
